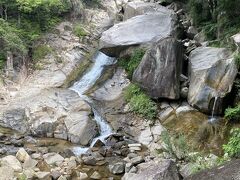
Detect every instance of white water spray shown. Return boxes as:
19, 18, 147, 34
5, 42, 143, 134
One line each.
70, 52, 115, 155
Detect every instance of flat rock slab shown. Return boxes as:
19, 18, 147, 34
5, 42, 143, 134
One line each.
99, 12, 178, 56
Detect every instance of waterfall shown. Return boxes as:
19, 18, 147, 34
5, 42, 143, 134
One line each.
209, 96, 218, 123
69, 52, 116, 155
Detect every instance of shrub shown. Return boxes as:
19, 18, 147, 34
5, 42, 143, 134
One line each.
118, 49, 145, 79
129, 93, 157, 120
123, 84, 141, 102
224, 105, 240, 121
33, 45, 53, 61
124, 84, 157, 120
223, 128, 240, 158
73, 24, 88, 38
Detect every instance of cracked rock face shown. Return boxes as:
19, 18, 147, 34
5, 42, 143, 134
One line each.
188, 47, 238, 114
133, 37, 183, 99
0, 89, 98, 146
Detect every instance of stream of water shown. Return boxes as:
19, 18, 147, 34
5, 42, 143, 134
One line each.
209, 96, 219, 123
70, 52, 116, 155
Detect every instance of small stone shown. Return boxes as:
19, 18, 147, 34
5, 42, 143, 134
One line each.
31, 153, 42, 160
92, 139, 105, 147
129, 147, 141, 151
131, 156, 144, 165
90, 171, 102, 179
43, 153, 64, 165
79, 172, 88, 180
23, 156, 38, 169
35, 171, 51, 180
109, 162, 125, 174
125, 162, 133, 173
82, 156, 96, 166
51, 169, 61, 179
129, 166, 137, 173
23, 169, 35, 179
16, 148, 30, 162
128, 144, 142, 148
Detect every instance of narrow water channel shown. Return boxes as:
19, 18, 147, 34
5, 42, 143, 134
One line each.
70, 52, 116, 155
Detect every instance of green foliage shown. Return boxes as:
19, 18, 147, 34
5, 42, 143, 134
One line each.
234, 53, 240, 69
188, 0, 240, 44
223, 128, 240, 158
224, 105, 240, 121
73, 24, 88, 37
0, 19, 27, 54
33, 45, 53, 61
123, 84, 141, 102
0, 53, 5, 70
161, 131, 190, 160
124, 84, 157, 120
118, 49, 145, 79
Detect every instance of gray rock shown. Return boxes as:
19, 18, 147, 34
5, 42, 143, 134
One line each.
122, 160, 180, 180
125, 162, 134, 173
231, 33, 240, 51
187, 26, 198, 39
99, 12, 179, 57
109, 162, 125, 174
131, 156, 145, 165
82, 155, 97, 166
43, 153, 64, 165
123, 1, 172, 20
129, 166, 138, 173
133, 37, 183, 99
188, 47, 238, 114
23, 156, 38, 169
79, 172, 88, 180
186, 159, 240, 180
16, 148, 30, 163
0, 108, 28, 134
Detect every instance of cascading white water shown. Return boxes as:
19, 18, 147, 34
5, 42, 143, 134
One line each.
70, 52, 115, 155
209, 96, 218, 123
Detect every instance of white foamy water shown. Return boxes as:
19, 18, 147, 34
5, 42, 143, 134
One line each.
70, 52, 115, 155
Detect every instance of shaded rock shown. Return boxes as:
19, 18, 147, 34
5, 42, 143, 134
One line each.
187, 26, 198, 39
109, 161, 125, 174
82, 155, 97, 166
133, 37, 183, 99
122, 160, 180, 180
186, 159, 240, 180
99, 11, 179, 57
43, 153, 64, 165
231, 33, 240, 51
123, 1, 172, 20
188, 47, 238, 114
1, 155, 22, 172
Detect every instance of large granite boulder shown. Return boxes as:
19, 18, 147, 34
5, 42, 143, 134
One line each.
133, 37, 183, 99
188, 47, 238, 114
123, 1, 171, 20
0, 89, 98, 146
99, 11, 179, 57
186, 159, 240, 180
122, 160, 180, 180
